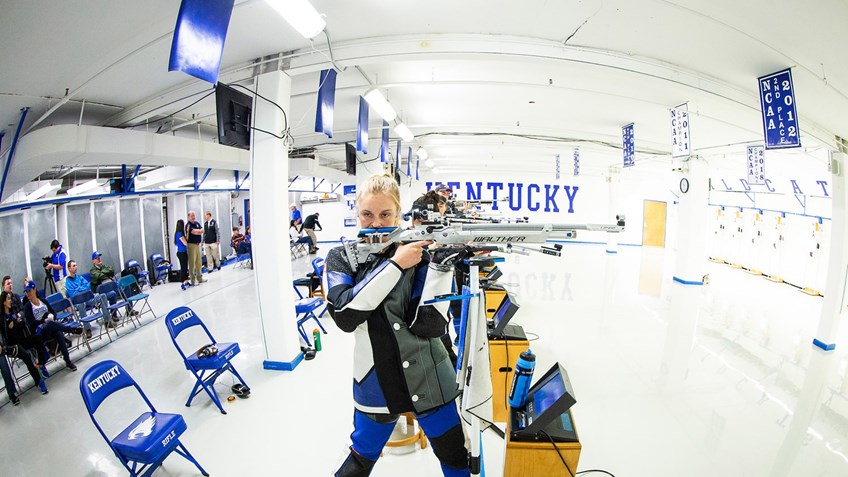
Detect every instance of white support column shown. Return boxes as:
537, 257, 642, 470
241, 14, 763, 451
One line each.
249, 70, 302, 370
813, 151, 846, 351
606, 172, 619, 254
673, 157, 709, 285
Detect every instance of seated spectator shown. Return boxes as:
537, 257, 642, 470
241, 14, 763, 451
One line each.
231, 227, 246, 252
2, 285, 53, 377
1, 341, 47, 400
89, 251, 116, 291
90, 252, 136, 317
290, 220, 313, 249
65, 260, 119, 336
21, 281, 83, 371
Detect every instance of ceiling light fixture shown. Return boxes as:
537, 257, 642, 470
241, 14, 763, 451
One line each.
363, 88, 397, 122
394, 122, 414, 142
26, 183, 60, 202
265, 0, 326, 39
425, 159, 435, 168
67, 179, 103, 196
416, 148, 429, 160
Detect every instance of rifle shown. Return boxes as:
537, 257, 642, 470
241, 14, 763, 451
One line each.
341, 219, 625, 272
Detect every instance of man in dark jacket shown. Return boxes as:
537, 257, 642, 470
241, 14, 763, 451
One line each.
203, 211, 221, 272
302, 212, 322, 254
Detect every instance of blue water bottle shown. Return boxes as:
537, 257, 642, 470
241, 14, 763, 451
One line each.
508, 349, 536, 409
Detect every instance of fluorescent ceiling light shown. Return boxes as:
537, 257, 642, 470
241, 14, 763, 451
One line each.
266, 0, 326, 39
394, 122, 414, 142
425, 159, 435, 168
416, 148, 428, 160
26, 183, 60, 202
363, 88, 397, 122
67, 179, 103, 196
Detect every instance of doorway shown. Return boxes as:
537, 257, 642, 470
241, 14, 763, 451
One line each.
642, 200, 667, 247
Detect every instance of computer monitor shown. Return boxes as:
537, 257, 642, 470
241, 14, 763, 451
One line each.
511, 362, 578, 441
489, 292, 519, 337
345, 143, 357, 175
215, 82, 253, 150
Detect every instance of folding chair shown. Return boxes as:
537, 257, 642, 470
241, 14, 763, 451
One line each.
118, 275, 156, 321
296, 297, 327, 347
79, 360, 209, 477
149, 253, 172, 286
45, 292, 77, 323
124, 259, 151, 290
165, 306, 248, 415
71, 290, 115, 343
234, 253, 252, 270
293, 257, 326, 301
97, 281, 138, 329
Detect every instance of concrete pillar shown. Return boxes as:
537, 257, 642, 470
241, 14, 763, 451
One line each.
673, 157, 709, 285
813, 151, 846, 351
249, 70, 302, 370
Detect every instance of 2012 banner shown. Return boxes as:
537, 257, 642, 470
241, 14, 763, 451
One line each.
758, 68, 801, 149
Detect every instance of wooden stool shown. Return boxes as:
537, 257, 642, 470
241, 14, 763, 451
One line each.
384, 413, 427, 451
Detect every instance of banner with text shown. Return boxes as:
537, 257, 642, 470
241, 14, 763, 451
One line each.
622, 123, 635, 168
573, 148, 580, 176
670, 104, 690, 158
758, 68, 801, 149
746, 146, 765, 184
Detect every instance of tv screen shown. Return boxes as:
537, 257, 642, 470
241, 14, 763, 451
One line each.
345, 142, 357, 175
491, 293, 519, 336
215, 82, 253, 150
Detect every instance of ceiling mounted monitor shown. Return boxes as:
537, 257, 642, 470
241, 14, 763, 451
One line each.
215, 83, 253, 150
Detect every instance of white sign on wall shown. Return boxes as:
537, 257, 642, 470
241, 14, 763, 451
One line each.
746, 146, 765, 184
670, 104, 690, 158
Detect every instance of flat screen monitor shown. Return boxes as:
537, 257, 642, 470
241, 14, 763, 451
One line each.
512, 362, 578, 441
345, 142, 357, 175
490, 292, 519, 337
215, 82, 253, 150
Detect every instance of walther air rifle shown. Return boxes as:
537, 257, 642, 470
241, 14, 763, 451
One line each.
341, 217, 625, 272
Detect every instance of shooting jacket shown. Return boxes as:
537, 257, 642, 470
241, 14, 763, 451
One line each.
325, 243, 458, 414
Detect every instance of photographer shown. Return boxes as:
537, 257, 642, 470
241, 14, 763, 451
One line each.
46, 240, 68, 296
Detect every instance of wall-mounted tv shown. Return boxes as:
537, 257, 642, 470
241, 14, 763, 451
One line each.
215, 82, 253, 150
345, 142, 357, 176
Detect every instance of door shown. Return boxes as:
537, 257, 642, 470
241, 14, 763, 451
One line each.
642, 200, 667, 247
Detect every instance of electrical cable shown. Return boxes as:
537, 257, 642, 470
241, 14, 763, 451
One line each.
120, 87, 216, 129
225, 82, 294, 149
524, 331, 539, 341
576, 470, 617, 476
537, 429, 575, 477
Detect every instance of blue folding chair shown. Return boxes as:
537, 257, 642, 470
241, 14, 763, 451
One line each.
80, 360, 209, 477
97, 281, 138, 329
45, 292, 77, 323
296, 297, 327, 347
124, 259, 151, 290
118, 275, 155, 320
149, 253, 172, 285
165, 306, 248, 414
72, 290, 115, 343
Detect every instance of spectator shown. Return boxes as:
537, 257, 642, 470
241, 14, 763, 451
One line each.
231, 227, 246, 252
290, 220, 313, 250
203, 211, 221, 272
89, 251, 116, 291
175, 220, 190, 287
65, 260, 118, 337
301, 212, 322, 254
21, 280, 82, 372
2, 276, 22, 315
46, 239, 68, 296
290, 203, 302, 228
185, 211, 205, 285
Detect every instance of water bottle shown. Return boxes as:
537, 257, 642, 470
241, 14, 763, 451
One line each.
313, 328, 322, 352
508, 349, 536, 409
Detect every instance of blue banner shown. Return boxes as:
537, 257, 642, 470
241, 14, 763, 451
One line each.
315, 69, 337, 138
407, 147, 412, 177
758, 68, 801, 149
395, 140, 401, 171
415, 160, 419, 181
380, 121, 389, 163
357, 96, 369, 154
168, 0, 235, 84
622, 123, 635, 168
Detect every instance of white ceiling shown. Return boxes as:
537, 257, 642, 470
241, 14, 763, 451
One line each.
1, 0, 846, 195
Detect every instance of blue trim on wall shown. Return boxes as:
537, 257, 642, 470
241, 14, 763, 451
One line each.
812, 339, 836, 351
263, 353, 304, 371
673, 276, 704, 286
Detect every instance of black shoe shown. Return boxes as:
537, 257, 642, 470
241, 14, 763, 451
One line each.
11, 395, 20, 405
84, 330, 92, 339
66, 361, 77, 372
70, 326, 83, 335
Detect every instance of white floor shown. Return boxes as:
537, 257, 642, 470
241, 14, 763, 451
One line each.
2, 244, 847, 477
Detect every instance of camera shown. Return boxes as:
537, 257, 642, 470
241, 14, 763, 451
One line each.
42, 255, 51, 269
